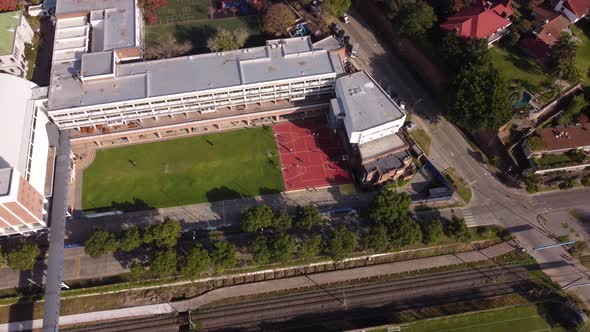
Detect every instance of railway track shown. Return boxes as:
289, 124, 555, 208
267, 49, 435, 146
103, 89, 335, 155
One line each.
62, 313, 189, 332
192, 265, 545, 331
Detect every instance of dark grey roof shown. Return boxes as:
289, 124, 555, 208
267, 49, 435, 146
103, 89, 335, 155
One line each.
336, 71, 405, 132
363, 149, 410, 173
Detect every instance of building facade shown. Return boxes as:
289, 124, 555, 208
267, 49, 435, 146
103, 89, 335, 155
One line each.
0, 74, 60, 236
553, 0, 590, 23
0, 11, 34, 78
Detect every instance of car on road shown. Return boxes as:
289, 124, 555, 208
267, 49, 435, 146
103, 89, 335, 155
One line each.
343, 13, 350, 23
404, 122, 417, 131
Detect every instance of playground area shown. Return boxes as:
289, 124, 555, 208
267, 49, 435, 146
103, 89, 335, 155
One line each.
150, 0, 262, 24
274, 119, 351, 191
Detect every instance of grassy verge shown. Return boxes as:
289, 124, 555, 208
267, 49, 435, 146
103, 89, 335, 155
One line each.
572, 19, 590, 87
443, 168, 472, 204
82, 126, 283, 212
409, 129, 432, 156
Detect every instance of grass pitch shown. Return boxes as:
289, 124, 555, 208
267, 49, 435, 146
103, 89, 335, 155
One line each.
82, 127, 284, 212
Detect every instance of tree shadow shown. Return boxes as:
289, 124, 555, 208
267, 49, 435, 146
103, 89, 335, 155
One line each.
174, 24, 217, 53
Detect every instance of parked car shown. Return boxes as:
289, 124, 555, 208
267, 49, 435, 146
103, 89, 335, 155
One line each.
350, 42, 359, 58
343, 13, 350, 23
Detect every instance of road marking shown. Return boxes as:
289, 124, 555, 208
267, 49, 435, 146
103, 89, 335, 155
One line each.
461, 209, 476, 227
75, 256, 81, 279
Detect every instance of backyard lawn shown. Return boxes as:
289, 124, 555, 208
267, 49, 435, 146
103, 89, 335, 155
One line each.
572, 19, 590, 87
146, 16, 262, 51
489, 46, 549, 93
399, 304, 566, 332
82, 127, 284, 212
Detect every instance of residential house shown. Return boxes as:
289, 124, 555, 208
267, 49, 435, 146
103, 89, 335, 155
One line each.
522, 124, 590, 174
553, 0, 590, 23
440, 0, 513, 44
0, 11, 34, 78
521, 7, 571, 62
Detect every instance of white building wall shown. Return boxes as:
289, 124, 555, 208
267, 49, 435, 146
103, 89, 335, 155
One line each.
48, 75, 337, 129
27, 105, 51, 196
357, 116, 406, 144
0, 13, 34, 78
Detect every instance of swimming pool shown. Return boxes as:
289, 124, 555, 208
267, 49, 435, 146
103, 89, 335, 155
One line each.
511, 91, 532, 108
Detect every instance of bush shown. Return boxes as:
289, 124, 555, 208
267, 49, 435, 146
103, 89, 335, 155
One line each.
119, 226, 142, 252
367, 224, 389, 252
212, 241, 238, 272
272, 234, 296, 264
207, 28, 248, 52
6, 242, 40, 271
300, 235, 323, 261
84, 230, 118, 257
150, 249, 177, 277
241, 205, 274, 232
559, 178, 575, 190
422, 219, 444, 245
582, 176, 590, 187
181, 245, 211, 278
143, 218, 181, 248
327, 226, 356, 261
295, 205, 322, 230
249, 236, 271, 265
446, 217, 471, 242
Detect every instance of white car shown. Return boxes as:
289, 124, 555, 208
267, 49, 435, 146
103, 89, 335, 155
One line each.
343, 13, 350, 23
405, 122, 417, 132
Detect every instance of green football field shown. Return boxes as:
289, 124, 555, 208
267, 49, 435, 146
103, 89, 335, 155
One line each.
386, 305, 566, 332
82, 127, 284, 212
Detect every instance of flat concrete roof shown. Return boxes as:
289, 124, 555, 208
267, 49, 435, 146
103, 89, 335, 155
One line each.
81, 51, 114, 77
0, 11, 21, 56
336, 71, 405, 132
358, 133, 406, 161
48, 37, 342, 111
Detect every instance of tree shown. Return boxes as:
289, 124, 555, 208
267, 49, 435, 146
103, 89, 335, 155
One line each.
448, 62, 512, 130
295, 205, 322, 230
212, 241, 238, 272
445, 0, 472, 14
527, 135, 545, 151
390, 217, 422, 247
241, 205, 274, 232
369, 188, 411, 225
84, 230, 118, 257
144, 33, 192, 60
119, 226, 142, 252
422, 219, 444, 245
127, 260, 145, 281
557, 94, 588, 125
367, 224, 389, 252
385, 0, 405, 18
249, 236, 272, 265
581, 176, 590, 187
273, 234, 296, 264
143, 218, 181, 248
549, 34, 579, 82
323, 0, 351, 18
207, 28, 249, 52
0, 0, 17, 11
6, 242, 40, 271
273, 211, 293, 230
446, 217, 472, 242
559, 178, 575, 190
398, 1, 437, 39
262, 4, 295, 36
150, 249, 177, 277
300, 235, 323, 261
138, 0, 167, 23
181, 244, 212, 278
327, 226, 356, 261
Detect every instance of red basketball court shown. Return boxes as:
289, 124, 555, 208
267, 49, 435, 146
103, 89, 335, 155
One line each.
274, 119, 351, 191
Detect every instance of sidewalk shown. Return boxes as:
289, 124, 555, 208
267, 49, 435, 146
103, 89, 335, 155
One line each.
0, 242, 515, 331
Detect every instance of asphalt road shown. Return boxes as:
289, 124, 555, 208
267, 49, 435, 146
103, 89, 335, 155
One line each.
343, 10, 590, 304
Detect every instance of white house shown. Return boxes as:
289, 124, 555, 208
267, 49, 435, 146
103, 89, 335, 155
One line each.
0, 11, 34, 78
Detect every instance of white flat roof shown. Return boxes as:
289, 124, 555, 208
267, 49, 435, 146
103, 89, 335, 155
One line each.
48, 37, 343, 112
0, 74, 37, 174
336, 71, 405, 132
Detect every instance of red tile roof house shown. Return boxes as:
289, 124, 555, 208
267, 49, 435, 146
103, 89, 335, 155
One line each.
440, 0, 514, 44
522, 125, 590, 174
521, 7, 571, 62
553, 0, 590, 23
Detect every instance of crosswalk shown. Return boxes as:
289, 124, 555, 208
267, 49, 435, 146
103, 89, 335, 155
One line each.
461, 208, 476, 227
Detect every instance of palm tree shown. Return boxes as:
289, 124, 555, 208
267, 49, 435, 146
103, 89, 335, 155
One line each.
548, 34, 579, 81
